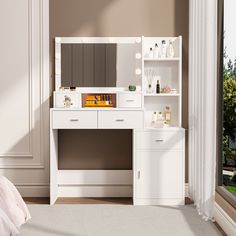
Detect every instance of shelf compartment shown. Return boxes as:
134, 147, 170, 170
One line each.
144, 96, 181, 128
82, 93, 117, 108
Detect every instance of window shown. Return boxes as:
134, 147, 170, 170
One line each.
217, 0, 236, 207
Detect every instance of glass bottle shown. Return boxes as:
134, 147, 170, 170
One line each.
147, 84, 153, 93
156, 112, 165, 128
153, 43, 159, 58
164, 106, 171, 126
167, 40, 175, 58
152, 112, 157, 126
149, 48, 154, 58
156, 80, 160, 93
161, 40, 167, 58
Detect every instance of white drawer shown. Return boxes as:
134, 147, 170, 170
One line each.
118, 93, 142, 108
98, 111, 143, 129
135, 130, 184, 150
52, 111, 97, 129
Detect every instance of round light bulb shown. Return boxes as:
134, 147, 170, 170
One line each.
135, 53, 142, 59
135, 68, 142, 75
135, 37, 141, 43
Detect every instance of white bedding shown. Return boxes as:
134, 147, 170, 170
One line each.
0, 208, 19, 236
0, 176, 31, 235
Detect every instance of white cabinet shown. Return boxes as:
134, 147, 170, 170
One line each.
134, 129, 185, 205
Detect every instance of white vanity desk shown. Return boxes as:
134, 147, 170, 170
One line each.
50, 37, 185, 205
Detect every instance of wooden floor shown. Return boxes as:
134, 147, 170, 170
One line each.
24, 197, 132, 205
24, 197, 193, 205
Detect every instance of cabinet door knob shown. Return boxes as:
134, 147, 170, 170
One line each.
70, 119, 79, 122
155, 139, 164, 142
115, 119, 124, 122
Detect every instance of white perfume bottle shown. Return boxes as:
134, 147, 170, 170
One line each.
152, 112, 157, 125
167, 40, 175, 58
148, 48, 154, 58
153, 43, 159, 58
161, 40, 167, 58
155, 112, 165, 128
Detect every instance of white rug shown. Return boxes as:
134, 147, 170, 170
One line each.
20, 205, 221, 236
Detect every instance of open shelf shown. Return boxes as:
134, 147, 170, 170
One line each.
81, 93, 117, 108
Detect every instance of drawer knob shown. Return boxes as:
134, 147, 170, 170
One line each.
115, 119, 124, 122
155, 139, 164, 142
70, 119, 79, 122
137, 170, 141, 179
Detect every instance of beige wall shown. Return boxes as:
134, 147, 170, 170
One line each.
50, 0, 189, 178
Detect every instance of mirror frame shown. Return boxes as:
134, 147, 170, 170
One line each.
55, 37, 142, 90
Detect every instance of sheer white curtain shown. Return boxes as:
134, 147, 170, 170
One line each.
189, 0, 218, 220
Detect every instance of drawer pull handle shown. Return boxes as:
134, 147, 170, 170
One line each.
115, 119, 124, 122
137, 170, 141, 179
155, 139, 164, 142
70, 119, 79, 122
126, 99, 135, 102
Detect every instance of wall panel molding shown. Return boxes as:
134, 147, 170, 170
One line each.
0, 0, 49, 169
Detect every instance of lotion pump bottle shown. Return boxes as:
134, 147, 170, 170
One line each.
153, 43, 159, 58
167, 40, 175, 58
161, 40, 167, 58
149, 48, 154, 58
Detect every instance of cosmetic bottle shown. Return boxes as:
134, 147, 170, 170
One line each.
164, 106, 171, 126
155, 112, 165, 128
167, 40, 175, 58
153, 43, 159, 58
161, 40, 167, 58
149, 48, 154, 58
152, 112, 157, 125
147, 84, 153, 94
109, 95, 112, 104
156, 80, 160, 94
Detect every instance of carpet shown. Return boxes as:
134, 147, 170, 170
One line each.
20, 204, 222, 236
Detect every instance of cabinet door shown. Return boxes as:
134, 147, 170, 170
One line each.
135, 151, 184, 199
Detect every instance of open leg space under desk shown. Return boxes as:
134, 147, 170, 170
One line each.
50, 128, 133, 205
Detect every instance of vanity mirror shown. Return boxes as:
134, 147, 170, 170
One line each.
55, 37, 142, 90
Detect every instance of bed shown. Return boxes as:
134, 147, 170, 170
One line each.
0, 176, 31, 235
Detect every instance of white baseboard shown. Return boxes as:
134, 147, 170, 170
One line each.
214, 202, 236, 236
58, 185, 132, 198
16, 185, 49, 197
